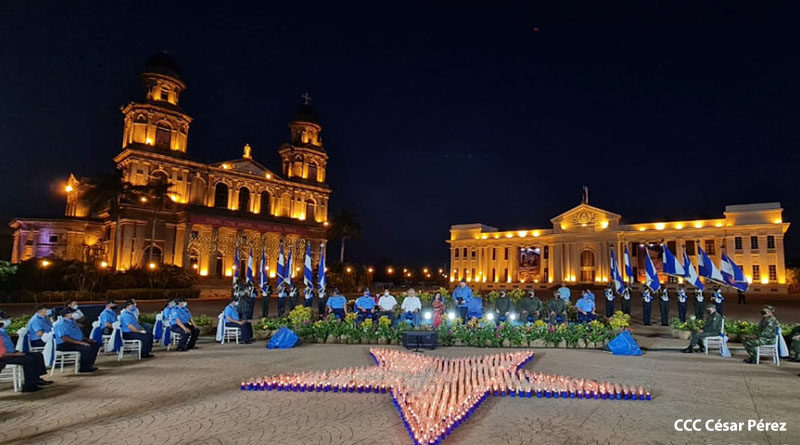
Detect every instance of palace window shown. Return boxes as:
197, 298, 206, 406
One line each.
767, 235, 775, 249
492, 248, 496, 260
463, 248, 467, 257
752, 265, 760, 281
471, 250, 476, 259
543, 246, 549, 260
492, 269, 496, 282
504, 268, 509, 282
768, 265, 777, 282
631, 243, 638, 257
684, 240, 695, 256
704, 240, 715, 255
160, 88, 169, 101
750, 236, 759, 250
453, 269, 459, 280
308, 162, 318, 182
214, 183, 229, 209
49, 235, 58, 243
471, 268, 476, 278
543, 267, 549, 282
454, 249, 459, 258
504, 247, 509, 260
734, 237, 743, 250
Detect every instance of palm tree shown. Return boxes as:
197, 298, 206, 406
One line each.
327, 209, 361, 263
136, 177, 174, 265
80, 171, 137, 270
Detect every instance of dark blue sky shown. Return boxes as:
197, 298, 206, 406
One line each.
1, 1, 799, 265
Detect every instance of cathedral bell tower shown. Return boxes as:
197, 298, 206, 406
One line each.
120, 51, 192, 155
278, 93, 328, 183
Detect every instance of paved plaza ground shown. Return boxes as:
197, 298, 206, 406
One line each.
1, 337, 798, 445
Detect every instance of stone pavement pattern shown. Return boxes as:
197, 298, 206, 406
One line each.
0, 341, 798, 444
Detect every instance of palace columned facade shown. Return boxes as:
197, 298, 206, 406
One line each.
448, 202, 790, 294
9, 52, 331, 277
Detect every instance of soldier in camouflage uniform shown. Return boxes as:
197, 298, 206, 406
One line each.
547, 297, 567, 324
787, 324, 800, 363
519, 290, 543, 322
743, 305, 779, 364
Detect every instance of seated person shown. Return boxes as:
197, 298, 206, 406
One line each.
162, 299, 177, 326
683, 304, 723, 353
355, 290, 377, 323
400, 289, 422, 326
224, 298, 254, 343
494, 290, 513, 323
576, 291, 597, 322
26, 305, 53, 348
98, 300, 118, 335
547, 297, 567, 324
129, 299, 152, 332
519, 291, 543, 322
64, 300, 85, 322
53, 308, 100, 372
120, 300, 155, 358
743, 305, 779, 364
326, 290, 347, 320
0, 315, 52, 392
169, 298, 200, 351
466, 296, 483, 320
377, 290, 398, 322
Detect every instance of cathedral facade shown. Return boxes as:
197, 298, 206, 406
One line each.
9, 52, 331, 278
448, 201, 790, 294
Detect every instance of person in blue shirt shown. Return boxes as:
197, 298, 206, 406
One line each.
575, 290, 597, 322
0, 315, 52, 392
466, 295, 483, 321
355, 289, 376, 323
557, 283, 571, 303
54, 308, 100, 372
162, 299, 177, 326
224, 298, 254, 343
453, 279, 474, 321
326, 289, 347, 320
120, 300, 155, 358
26, 305, 53, 348
169, 298, 200, 351
98, 300, 118, 335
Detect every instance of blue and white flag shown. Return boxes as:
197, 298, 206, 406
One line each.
246, 245, 254, 284
720, 252, 748, 292
318, 243, 327, 294
259, 245, 268, 293
285, 247, 294, 289
623, 245, 634, 283
303, 243, 313, 289
682, 250, 704, 290
661, 244, 685, 277
233, 241, 240, 285
609, 247, 625, 293
276, 241, 285, 290
697, 246, 725, 284
644, 247, 661, 292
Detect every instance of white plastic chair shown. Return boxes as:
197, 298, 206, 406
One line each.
112, 321, 142, 361
755, 327, 781, 366
43, 332, 80, 375
218, 313, 240, 344
166, 329, 182, 351
0, 365, 23, 392
15, 327, 45, 353
704, 318, 725, 354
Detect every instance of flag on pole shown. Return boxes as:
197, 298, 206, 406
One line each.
609, 247, 625, 293
697, 246, 725, 284
720, 252, 748, 291
318, 243, 327, 295
246, 245, 254, 284
623, 245, 634, 283
259, 244, 268, 293
643, 247, 661, 292
276, 241, 285, 290
304, 242, 313, 289
285, 247, 294, 289
682, 250, 704, 290
232, 241, 240, 285
661, 243, 685, 277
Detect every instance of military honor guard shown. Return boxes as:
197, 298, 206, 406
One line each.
604, 285, 615, 318
453, 279, 474, 321
682, 304, 723, 353
303, 285, 314, 308
658, 288, 670, 326
641, 287, 653, 326
288, 286, 299, 311
743, 305, 779, 364
316, 288, 328, 318
676, 285, 688, 323
693, 288, 705, 320
276, 285, 288, 318
169, 298, 200, 351
261, 282, 271, 318
519, 290, 543, 322
120, 300, 155, 358
54, 308, 101, 372
712, 287, 724, 316
223, 298, 254, 343
620, 286, 631, 315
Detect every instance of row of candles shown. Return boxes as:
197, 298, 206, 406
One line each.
240, 348, 650, 445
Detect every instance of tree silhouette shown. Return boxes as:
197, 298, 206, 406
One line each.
327, 209, 361, 264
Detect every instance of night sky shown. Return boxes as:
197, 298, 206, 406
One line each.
2, 1, 800, 266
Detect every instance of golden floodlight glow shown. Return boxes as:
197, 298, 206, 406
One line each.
65, 184, 73, 193
675, 223, 684, 230
40, 259, 50, 268
715, 222, 723, 227
761, 277, 769, 285
493, 234, 500, 239
533, 230, 540, 237
422, 268, 429, 274
140, 196, 148, 203
655, 223, 665, 230
368, 267, 374, 273
346, 267, 352, 273
200, 269, 208, 276
745, 276, 752, 284
323, 221, 330, 226
694, 221, 703, 228
600, 221, 609, 229
481, 234, 488, 239
100, 261, 108, 268
560, 223, 567, 230
505, 233, 513, 238
265, 173, 272, 179
145, 138, 153, 145
517, 231, 527, 237
774, 218, 783, 224
387, 267, 394, 274
638, 227, 646, 232
438, 268, 444, 273
226, 269, 233, 277
148, 262, 157, 270
192, 263, 198, 270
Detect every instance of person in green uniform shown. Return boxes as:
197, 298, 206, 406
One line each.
682, 304, 723, 353
519, 290, 543, 322
743, 305, 780, 364
494, 291, 513, 324
547, 297, 567, 324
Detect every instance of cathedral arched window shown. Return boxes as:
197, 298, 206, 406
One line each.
144, 245, 163, 265
308, 162, 318, 182
238, 187, 250, 212
305, 199, 316, 222
260, 191, 271, 215
190, 177, 206, 205
155, 122, 172, 149
214, 183, 229, 209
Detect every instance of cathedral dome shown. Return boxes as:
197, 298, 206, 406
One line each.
144, 51, 182, 79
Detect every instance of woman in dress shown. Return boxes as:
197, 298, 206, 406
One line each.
432, 292, 445, 328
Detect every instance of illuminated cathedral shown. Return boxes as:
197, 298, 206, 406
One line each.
9, 52, 331, 278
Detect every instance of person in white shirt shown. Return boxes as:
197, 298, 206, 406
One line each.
400, 288, 422, 326
377, 290, 398, 323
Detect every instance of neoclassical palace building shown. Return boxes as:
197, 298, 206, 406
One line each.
9, 52, 331, 277
448, 201, 790, 293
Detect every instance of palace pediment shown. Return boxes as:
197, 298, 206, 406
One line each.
550, 204, 621, 232
211, 157, 278, 178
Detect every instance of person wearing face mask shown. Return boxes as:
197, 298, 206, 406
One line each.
162, 299, 177, 325
26, 305, 53, 348
743, 305, 780, 364
169, 298, 200, 351
54, 308, 100, 372
0, 315, 53, 392
682, 304, 723, 353
120, 300, 155, 358
64, 300, 84, 321
98, 300, 118, 335
224, 298, 254, 343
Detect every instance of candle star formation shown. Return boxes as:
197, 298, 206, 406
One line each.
241, 348, 651, 445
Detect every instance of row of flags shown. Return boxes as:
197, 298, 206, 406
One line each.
232, 241, 327, 296
609, 243, 748, 294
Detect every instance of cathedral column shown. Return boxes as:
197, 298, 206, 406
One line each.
776, 235, 786, 284
208, 226, 219, 276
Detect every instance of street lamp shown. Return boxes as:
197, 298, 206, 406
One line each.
148, 262, 157, 270
345, 266, 352, 274
387, 267, 394, 274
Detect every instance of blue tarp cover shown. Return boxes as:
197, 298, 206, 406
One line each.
607, 331, 642, 355
267, 326, 299, 349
